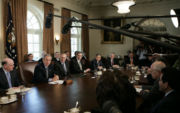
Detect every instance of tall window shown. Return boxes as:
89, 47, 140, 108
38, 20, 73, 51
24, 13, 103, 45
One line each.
71, 18, 82, 57
27, 10, 42, 60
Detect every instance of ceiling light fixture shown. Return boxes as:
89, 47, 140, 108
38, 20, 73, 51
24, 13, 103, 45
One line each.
112, 0, 135, 14
170, 9, 180, 28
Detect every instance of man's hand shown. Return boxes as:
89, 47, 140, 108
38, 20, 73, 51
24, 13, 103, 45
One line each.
52, 75, 59, 81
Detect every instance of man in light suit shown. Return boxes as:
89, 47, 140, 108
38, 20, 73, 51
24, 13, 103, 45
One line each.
151, 67, 180, 113
0, 58, 20, 90
54, 53, 70, 79
32, 54, 58, 83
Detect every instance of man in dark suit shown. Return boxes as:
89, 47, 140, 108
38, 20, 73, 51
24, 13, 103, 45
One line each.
136, 61, 166, 113
32, 54, 58, 83
151, 67, 180, 113
52, 52, 60, 62
54, 53, 70, 79
107, 53, 119, 69
70, 51, 90, 74
91, 54, 105, 71
0, 58, 20, 90
124, 52, 138, 67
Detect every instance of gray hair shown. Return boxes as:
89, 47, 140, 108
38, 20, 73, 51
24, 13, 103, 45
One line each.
152, 61, 166, 71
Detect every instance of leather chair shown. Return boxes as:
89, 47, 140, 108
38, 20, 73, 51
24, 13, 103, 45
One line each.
19, 62, 38, 84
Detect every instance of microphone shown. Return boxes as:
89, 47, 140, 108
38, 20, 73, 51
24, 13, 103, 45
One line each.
102, 100, 122, 113
45, 12, 53, 28
62, 17, 75, 34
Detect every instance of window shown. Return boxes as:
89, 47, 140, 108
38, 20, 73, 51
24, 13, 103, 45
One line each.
71, 18, 82, 57
27, 10, 43, 61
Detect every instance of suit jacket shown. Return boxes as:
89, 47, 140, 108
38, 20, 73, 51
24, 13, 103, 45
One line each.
138, 79, 164, 113
106, 57, 119, 68
54, 61, 70, 79
0, 68, 20, 90
124, 56, 138, 67
90, 59, 105, 71
32, 63, 54, 83
151, 91, 180, 113
70, 58, 87, 74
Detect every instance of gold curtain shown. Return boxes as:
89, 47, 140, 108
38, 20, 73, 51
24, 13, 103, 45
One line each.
61, 8, 71, 56
3, 0, 27, 64
82, 15, 89, 59
43, 3, 54, 55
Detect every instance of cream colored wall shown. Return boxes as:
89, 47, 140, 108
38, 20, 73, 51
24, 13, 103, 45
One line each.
49, 0, 89, 53
88, 0, 180, 60
0, 0, 5, 65
88, 6, 133, 60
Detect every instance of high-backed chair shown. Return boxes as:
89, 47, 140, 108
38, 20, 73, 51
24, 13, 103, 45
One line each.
19, 62, 38, 84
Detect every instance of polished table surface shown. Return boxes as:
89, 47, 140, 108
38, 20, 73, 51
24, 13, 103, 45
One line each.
0, 70, 145, 113
1, 74, 99, 113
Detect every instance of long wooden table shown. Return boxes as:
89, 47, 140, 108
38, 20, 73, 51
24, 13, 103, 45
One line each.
0, 71, 145, 113
0, 74, 99, 113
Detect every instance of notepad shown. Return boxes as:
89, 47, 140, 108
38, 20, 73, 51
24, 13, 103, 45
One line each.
48, 80, 64, 85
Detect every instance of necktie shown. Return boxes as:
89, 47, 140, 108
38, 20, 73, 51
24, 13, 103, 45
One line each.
63, 63, 67, 74
45, 67, 48, 78
78, 61, 82, 70
111, 59, 114, 66
6, 72, 12, 88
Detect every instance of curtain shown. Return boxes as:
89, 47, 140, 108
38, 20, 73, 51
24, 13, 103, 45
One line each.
43, 3, 54, 55
3, 0, 28, 64
61, 8, 71, 56
82, 15, 89, 60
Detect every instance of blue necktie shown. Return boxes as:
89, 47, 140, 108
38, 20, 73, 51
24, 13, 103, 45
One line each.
6, 72, 12, 88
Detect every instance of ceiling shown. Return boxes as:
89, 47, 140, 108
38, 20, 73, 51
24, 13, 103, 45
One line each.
65, 0, 170, 7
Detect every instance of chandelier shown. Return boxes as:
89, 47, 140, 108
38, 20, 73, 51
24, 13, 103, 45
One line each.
112, 0, 135, 14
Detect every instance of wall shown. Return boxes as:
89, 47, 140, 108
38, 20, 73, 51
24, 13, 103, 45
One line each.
88, 0, 180, 60
0, 0, 5, 66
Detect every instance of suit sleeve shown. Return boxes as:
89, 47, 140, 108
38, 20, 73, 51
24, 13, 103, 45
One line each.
33, 65, 48, 83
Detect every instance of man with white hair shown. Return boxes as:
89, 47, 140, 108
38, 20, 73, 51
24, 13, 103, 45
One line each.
137, 61, 166, 113
0, 58, 20, 90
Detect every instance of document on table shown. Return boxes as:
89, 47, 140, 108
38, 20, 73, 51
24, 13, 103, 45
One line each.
49, 80, 64, 85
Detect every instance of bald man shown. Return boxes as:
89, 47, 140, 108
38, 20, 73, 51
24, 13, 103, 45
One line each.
0, 58, 20, 90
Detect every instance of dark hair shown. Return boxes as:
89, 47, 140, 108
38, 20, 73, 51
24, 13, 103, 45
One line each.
1, 61, 7, 66
27, 53, 33, 57
161, 67, 180, 92
96, 53, 101, 57
96, 70, 136, 113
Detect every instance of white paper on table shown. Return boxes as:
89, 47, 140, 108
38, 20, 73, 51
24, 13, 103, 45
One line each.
136, 88, 142, 93
48, 80, 64, 85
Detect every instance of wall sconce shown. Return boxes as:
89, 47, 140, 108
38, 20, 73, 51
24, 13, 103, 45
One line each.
55, 35, 60, 45
112, 0, 135, 14
170, 9, 180, 28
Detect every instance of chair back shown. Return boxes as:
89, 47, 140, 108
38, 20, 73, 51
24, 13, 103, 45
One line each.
19, 62, 38, 84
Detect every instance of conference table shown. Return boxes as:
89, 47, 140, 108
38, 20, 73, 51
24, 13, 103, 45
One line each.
0, 74, 99, 113
0, 70, 145, 113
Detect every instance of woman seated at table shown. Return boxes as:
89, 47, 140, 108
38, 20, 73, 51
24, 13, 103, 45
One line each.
95, 70, 136, 113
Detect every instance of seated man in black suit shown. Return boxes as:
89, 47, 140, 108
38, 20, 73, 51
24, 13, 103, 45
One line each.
91, 54, 105, 71
70, 51, 90, 74
95, 70, 136, 113
124, 51, 138, 67
52, 52, 60, 62
54, 53, 70, 80
32, 54, 58, 83
151, 67, 180, 113
107, 53, 119, 69
0, 58, 21, 90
